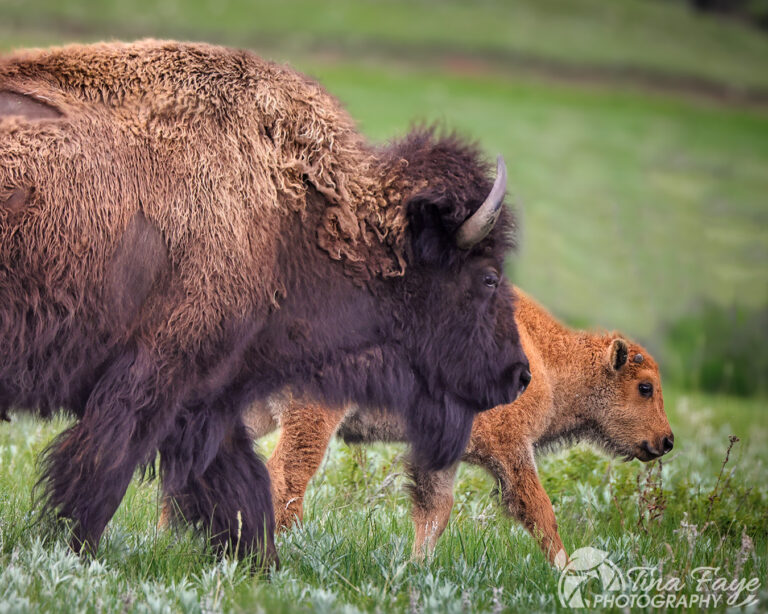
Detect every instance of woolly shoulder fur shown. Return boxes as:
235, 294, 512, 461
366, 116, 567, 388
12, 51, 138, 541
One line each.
0, 40, 412, 336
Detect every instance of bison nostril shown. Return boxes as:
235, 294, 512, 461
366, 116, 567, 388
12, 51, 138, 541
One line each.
514, 369, 531, 400
520, 369, 532, 389
505, 364, 532, 402
640, 440, 661, 458
662, 435, 674, 454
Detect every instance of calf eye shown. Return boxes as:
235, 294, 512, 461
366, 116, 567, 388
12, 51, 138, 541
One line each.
638, 382, 653, 398
483, 271, 499, 288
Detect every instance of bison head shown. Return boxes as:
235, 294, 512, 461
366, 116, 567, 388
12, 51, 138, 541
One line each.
377, 132, 530, 469
261, 131, 529, 472
594, 338, 674, 462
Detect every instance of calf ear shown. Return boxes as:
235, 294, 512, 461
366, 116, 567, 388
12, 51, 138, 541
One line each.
607, 338, 629, 371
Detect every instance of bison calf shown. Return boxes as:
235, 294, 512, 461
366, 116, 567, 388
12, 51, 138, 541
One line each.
255, 290, 673, 565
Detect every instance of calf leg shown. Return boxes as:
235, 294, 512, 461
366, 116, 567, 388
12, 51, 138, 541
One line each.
268, 401, 347, 530
408, 462, 459, 559
477, 446, 566, 566
162, 418, 277, 567
39, 346, 172, 555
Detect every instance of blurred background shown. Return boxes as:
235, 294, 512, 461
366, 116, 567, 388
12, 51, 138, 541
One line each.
1, 0, 765, 401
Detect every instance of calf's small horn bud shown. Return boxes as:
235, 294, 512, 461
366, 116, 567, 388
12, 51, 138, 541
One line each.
633, 353, 644, 364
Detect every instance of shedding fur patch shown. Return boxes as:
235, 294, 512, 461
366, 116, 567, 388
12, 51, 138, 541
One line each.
106, 211, 169, 329
0, 187, 29, 214
0, 91, 61, 120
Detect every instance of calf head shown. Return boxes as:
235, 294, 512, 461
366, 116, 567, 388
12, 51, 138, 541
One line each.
596, 338, 674, 461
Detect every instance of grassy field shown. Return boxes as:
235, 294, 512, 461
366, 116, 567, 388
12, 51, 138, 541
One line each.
0, 1, 767, 612
1, 390, 766, 612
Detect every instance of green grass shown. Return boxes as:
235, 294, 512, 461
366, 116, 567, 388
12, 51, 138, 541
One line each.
1, 390, 766, 612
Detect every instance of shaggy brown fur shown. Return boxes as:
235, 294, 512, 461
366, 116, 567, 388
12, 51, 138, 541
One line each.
0, 40, 530, 565
1, 40, 399, 311
251, 291, 673, 565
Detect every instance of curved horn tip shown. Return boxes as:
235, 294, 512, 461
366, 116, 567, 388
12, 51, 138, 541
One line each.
454, 153, 508, 249
494, 155, 507, 192
494, 155, 507, 193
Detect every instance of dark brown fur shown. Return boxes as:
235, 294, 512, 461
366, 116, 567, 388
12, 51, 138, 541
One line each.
0, 40, 529, 565
106, 211, 169, 330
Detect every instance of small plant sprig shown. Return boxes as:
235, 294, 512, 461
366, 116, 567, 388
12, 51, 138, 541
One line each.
637, 459, 666, 532
706, 435, 740, 525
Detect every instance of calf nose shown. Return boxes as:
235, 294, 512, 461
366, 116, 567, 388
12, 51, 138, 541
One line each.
662, 433, 674, 454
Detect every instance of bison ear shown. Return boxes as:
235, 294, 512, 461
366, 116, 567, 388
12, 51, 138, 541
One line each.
405, 194, 453, 265
607, 338, 629, 371
0, 91, 62, 120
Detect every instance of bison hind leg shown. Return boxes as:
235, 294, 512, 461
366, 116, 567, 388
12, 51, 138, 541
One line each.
162, 419, 277, 570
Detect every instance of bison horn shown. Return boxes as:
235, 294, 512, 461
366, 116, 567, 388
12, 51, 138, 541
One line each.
455, 155, 507, 249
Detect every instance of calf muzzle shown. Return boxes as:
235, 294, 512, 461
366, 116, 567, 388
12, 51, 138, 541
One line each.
639, 432, 675, 460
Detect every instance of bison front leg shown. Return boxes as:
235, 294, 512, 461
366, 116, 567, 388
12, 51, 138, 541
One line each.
39, 348, 171, 555
268, 401, 347, 530
408, 462, 459, 559
163, 419, 277, 568
480, 446, 566, 566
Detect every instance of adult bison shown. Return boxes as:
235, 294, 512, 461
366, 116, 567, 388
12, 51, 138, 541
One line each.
0, 40, 529, 565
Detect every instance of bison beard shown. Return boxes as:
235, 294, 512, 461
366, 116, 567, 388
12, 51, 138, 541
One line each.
0, 41, 528, 567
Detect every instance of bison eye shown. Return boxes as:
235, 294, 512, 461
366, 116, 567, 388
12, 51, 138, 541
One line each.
638, 382, 653, 398
483, 271, 499, 289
